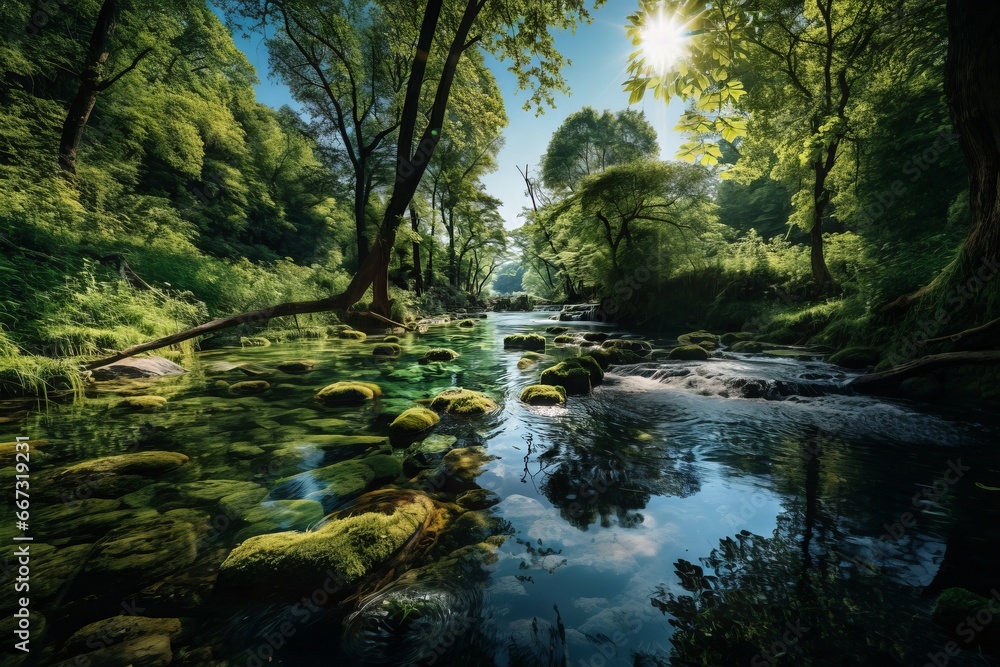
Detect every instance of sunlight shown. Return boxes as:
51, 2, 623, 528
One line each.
639, 8, 691, 76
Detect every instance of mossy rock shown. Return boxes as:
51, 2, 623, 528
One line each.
606, 348, 643, 365
539, 361, 591, 396
420, 348, 460, 363
583, 348, 612, 370
315, 381, 382, 405
456, 488, 501, 511
828, 346, 881, 369
437, 447, 493, 491
234, 500, 326, 541
519, 384, 567, 406
56, 625, 178, 667
553, 335, 577, 344
721, 331, 756, 345
677, 330, 721, 346
403, 434, 458, 474
61, 616, 182, 658
23, 543, 92, 599
458, 319, 476, 327
240, 336, 271, 347
277, 360, 315, 374
80, 518, 197, 593
383, 335, 400, 343
546, 326, 568, 334
931, 588, 1000, 647
229, 380, 271, 396
516, 356, 538, 370
218, 493, 435, 593
668, 345, 711, 361
338, 329, 367, 341
270, 459, 376, 503
430, 388, 499, 416
389, 407, 440, 441
601, 339, 652, 356
372, 343, 402, 358
114, 395, 167, 411
360, 454, 403, 482
730, 340, 766, 353
582, 332, 610, 343
45, 451, 189, 499
174, 479, 264, 505
503, 334, 546, 352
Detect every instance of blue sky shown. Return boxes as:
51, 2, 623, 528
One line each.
224, 0, 685, 228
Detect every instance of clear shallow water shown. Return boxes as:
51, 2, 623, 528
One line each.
2, 312, 1000, 666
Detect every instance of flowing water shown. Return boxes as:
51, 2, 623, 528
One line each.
2, 312, 1000, 666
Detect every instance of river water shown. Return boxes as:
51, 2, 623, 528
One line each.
2, 312, 999, 666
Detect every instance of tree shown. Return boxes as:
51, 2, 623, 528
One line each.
624, 0, 936, 294
541, 106, 658, 193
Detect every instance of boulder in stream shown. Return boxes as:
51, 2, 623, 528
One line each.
90, 356, 186, 381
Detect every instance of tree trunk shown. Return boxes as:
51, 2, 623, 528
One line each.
59, 0, 118, 174
947, 0, 1000, 274
447, 208, 457, 287
810, 158, 837, 294
354, 176, 370, 264
410, 207, 423, 296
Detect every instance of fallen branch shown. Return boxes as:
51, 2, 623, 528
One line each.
359, 311, 409, 330
920, 316, 1000, 350
850, 351, 1000, 393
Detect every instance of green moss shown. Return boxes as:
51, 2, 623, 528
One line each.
730, 341, 767, 353
338, 329, 367, 341
582, 331, 610, 342
372, 343, 402, 357
553, 335, 577, 344
456, 489, 501, 511
218, 495, 433, 592
235, 500, 325, 541
430, 388, 499, 416
583, 348, 612, 370
315, 381, 382, 405
390, 407, 440, 440
114, 395, 168, 411
277, 360, 315, 374
240, 336, 271, 347
229, 380, 271, 396
546, 326, 568, 334
458, 319, 475, 327
677, 330, 720, 346
383, 335, 401, 343
669, 345, 711, 361
503, 334, 546, 352
516, 356, 538, 370
721, 331, 756, 344
81, 518, 198, 593
62, 616, 182, 656
828, 346, 881, 369
519, 384, 567, 405
420, 348, 460, 363
361, 454, 403, 482
271, 459, 376, 503
540, 361, 591, 395
601, 339, 652, 356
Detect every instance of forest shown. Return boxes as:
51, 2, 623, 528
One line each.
1, 0, 999, 665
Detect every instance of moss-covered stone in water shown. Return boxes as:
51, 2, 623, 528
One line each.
62, 616, 182, 657
583, 348, 611, 370
519, 384, 566, 405
458, 319, 475, 327
553, 335, 577, 344
601, 339, 652, 356
361, 454, 403, 482
582, 332, 610, 343
503, 333, 546, 352
540, 362, 591, 395
420, 348, 460, 363
114, 395, 167, 411
372, 343, 402, 357
389, 407, 440, 441
438, 446, 492, 491
932, 588, 1000, 647
315, 381, 382, 405
546, 326, 568, 334
45, 451, 189, 499
229, 380, 270, 396
80, 517, 198, 593
338, 329, 367, 341
730, 340, 766, 353
383, 335, 400, 343
270, 459, 376, 502
277, 360, 315, 374
240, 336, 271, 347
516, 356, 538, 370
721, 331, 756, 344
430, 388, 499, 416
25, 543, 92, 599
669, 345, 711, 361
235, 500, 325, 541
217, 494, 434, 592
456, 488, 501, 511
677, 330, 720, 347
174, 479, 263, 505
828, 346, 881, 369
403, 434, 458, 474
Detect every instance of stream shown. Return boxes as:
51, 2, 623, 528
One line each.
2, 312, 999, 666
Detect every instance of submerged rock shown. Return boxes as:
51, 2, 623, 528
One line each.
419, 348, 460, 363
383, 335, 401, 343
539, 356, 603, 395
277, 360, 315, 374
403, 434, 458, 474
270, 455, 401, 507
372, 343, 403, 358
503, 334, 546, 352
430, 388, 499, 416
721, 331, 756, 344
668, 345, 711, 361
458, 319, 476, 327
389, 407, 440, 441
519, 384, 567, 405
80, 517, 197, 593
601, 339, 652, 357
456, 488, 501, 511
315, 381, 382, 405
828, 346, 881, 369
582, 331, 610, 343
240, 336, 271, 347
234, 499, 325, 541
217, 491, 438, 593
583, 348, 611, 370
114, 395, 168, 411
677, 330, 720, 347
553, 335, 577, 345
338, 329, 368, 341
438, 446, 492, 491
730, 340, 767, 353
546, 326, 568, 334
44, 451, 190, 499
228, 380, 270, 396
91, 356, 186, 381
60, 616, 182, 658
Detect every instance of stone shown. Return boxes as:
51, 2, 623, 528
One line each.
114, 395, 168, 411
503, 334, 546, 352
389, 407, 440, 441
337, 330, 367, 341
668, 345, 711, 360
90, 356, 187, 381
80, 518, 198, 593
228, 380, 270, 396
519, 384, 567, 405
600, 339, 652, 356
277, 360, 315, 374
420, 348, 460, 363
372, 343, 402, 357
315, 381, 382, 405
430, 388, 499, 416
239, 337, 271, 347
456, 488, 501, 511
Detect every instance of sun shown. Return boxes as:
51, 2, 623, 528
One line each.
639, 9, 690, 76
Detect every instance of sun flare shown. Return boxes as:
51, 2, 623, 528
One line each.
640, 9, 690, 76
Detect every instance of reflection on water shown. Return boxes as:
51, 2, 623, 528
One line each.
1, 313, 999, 666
